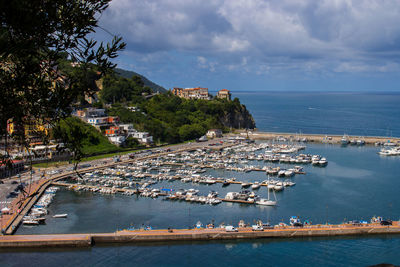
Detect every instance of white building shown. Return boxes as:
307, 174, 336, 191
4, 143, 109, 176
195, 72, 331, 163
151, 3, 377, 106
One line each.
132, 132, 153, 144
119, 124, 136, 133
87, 117, 107, 126
206, 129, 223, 138
108, 135, 126, 146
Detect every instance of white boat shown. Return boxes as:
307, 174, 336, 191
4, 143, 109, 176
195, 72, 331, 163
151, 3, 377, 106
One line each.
318, 158, 328, 166
273, 183, 284, 191
23, 220, 39, 225
251, 182, 260, 190
284, 170, 294, 177
241, 182, 251, 188
256, 187, 277, 206
53, 214, 68, 218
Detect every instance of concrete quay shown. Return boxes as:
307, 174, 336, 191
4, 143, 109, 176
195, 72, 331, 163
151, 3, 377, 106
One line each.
1, 223, 400, 248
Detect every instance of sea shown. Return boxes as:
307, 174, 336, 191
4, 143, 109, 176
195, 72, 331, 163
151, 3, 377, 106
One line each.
234, 91, 400, 137
3, 92, 400, 267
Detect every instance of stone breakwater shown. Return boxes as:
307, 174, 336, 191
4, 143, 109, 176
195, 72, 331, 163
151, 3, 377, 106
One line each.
1, 223, 400, 248
245, 131, 400, 145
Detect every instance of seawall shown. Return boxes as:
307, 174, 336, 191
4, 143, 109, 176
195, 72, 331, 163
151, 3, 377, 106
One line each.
1, 224, 400, 248
246, 131, 399, 145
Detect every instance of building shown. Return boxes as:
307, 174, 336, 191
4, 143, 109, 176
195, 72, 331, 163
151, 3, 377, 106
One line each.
217, 89, 231, 100
23, 144, 70, 162
132, 132, 153, 144
86, 108, 106, 118
0, 160, 25, 179
7, 118, 50, 143
108, 135, 126, 146
206, 129, 223, 138
171, 87, 210, 100
105, 126, 120, 136
86, 116, 119, 126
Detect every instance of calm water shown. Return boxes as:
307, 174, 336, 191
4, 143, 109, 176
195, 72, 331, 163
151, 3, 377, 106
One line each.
234, 91, 400, 137
8, 143, 400, 266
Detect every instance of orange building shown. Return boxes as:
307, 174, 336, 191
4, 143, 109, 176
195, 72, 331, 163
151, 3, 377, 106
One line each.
171, 87, 210, 100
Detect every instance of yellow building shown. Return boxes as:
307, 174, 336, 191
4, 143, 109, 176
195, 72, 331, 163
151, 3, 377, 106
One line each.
7, 118, 49, 140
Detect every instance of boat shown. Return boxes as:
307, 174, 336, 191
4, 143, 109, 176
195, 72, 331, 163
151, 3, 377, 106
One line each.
256, 187, 277, 206
341, 135, 349, 146
241, 182, 251, 188
356, 139, 365, 146
273, 185, 284, 191
23, 220, 39, 225
318, 157, 328, 166
222, 180, 230, 187
251, 182, 260, 190
53, 214, 68, 218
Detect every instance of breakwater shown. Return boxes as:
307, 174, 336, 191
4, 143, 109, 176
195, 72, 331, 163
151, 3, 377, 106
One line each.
2, 223, 400, 248
246, 131, 400, 145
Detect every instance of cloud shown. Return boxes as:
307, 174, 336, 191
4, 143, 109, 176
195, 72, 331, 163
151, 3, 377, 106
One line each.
97, 0, 400, 75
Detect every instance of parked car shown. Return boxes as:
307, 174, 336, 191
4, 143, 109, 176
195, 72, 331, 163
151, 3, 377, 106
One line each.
381, 220, 392, 226
225, 226, 238, 232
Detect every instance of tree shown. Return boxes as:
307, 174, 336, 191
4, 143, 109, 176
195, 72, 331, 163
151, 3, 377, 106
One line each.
0, 0, 125, 167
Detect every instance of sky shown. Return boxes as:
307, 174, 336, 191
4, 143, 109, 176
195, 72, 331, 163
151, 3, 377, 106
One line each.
94, 0, 400, 92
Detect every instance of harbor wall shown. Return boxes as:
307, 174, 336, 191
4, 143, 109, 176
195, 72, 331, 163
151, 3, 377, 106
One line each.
245, 131, 400, 145
1, 225, 400, 248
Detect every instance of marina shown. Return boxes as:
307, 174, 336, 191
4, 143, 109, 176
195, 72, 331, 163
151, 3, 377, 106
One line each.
5, 140, 398, 238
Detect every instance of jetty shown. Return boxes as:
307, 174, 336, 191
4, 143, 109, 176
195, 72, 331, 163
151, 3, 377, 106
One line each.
1, 222, 400, 248
247, 131, 400, 145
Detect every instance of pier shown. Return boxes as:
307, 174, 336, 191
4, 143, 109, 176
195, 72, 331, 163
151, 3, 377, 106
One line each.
247, 131, 400, 145
1, 223, 400, 248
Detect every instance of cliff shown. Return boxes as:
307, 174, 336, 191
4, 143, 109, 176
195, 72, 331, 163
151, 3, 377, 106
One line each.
218, 99, 256, 130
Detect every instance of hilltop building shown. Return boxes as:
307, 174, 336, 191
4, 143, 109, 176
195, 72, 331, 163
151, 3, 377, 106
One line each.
171, 87, 210, 100
217, 89, 231, 100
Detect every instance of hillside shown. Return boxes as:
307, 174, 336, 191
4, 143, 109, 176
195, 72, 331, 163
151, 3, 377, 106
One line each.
115, 68, 167, 93
107, 93, 256, 144
53, 117, 123, 156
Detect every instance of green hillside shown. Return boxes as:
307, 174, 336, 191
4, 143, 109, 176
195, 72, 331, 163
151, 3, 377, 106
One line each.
115, 68, 167, 93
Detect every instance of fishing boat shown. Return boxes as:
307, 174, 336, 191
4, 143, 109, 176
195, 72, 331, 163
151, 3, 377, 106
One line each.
341, 135, 349, 146
53, 214, 68, 218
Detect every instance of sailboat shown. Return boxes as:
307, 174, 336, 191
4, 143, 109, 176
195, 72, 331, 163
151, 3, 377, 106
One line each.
256, 186, 277, 206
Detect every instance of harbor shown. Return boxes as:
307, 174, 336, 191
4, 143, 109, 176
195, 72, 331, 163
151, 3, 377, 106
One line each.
0, 138, 395, 239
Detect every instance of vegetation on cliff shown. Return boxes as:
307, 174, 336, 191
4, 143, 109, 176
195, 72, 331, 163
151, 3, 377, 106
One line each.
107, 89, 255, 144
